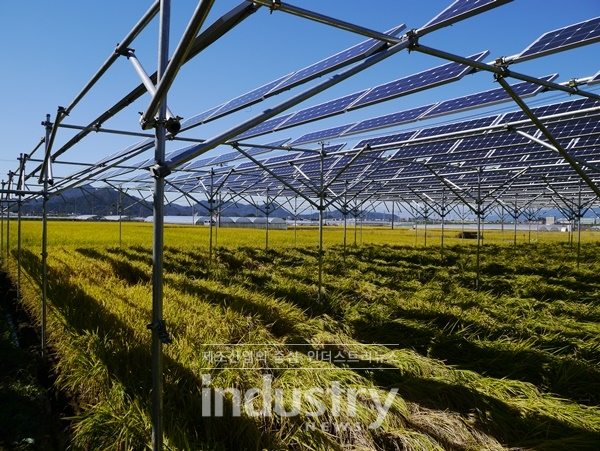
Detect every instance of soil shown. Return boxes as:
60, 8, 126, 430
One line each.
0, 271, 72, 450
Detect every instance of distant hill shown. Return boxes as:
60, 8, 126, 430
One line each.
14, 184, 291, 218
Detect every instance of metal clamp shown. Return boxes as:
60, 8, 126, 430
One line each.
147, 320, 172, 344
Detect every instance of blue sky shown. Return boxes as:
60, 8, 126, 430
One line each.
0, 0, 599, 188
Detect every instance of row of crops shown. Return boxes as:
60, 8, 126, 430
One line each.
3, 221, 600, 450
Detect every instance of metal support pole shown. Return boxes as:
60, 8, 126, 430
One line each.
1, 182, 4, 261
501, 205, 505, 242
476, 168, 482, 290
318, 146, 325, 303
216, 192, 221, 247
423, 208, 428, 248
414, 211, 418, 247
440, 190, 446, 260
461, 204, 465, 244
150, 2, 170, 449
577, 183, 582, 268
265, 189, 270, 252
5, 185, 11, 266
293, 196, 298, 247
118, 185, 123, 247
353, 209, 358, 247
513, 193, 518, 250
17, 198, 21, 293
209, 170, 214, 264
41, 194, 48, 358
40, 114, 52, 359
391, 201, 395, 230
360, 213, 363, 245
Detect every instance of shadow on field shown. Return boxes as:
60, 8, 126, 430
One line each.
382, 372, 600, 448
347, 294, 600, 406
18, 248, 280, 450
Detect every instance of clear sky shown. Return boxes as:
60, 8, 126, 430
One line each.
0, 0, 599, 189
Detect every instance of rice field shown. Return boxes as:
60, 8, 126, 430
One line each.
2, 220, 600, 450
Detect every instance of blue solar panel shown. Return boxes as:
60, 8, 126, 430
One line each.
571, 135, 600, 149
206, 151, 239, 166
269, 24, 406, 95
96, 138, 154, 165
501, 97, 600, 124
355, 130, 418, 149
233, 139, 292, 159
344, 104, 437, 135
179, 26, 404, 134
181, 156, 218, 171
419, 0, 513, 35
349, 52, 488, 110
180, 105, 223, 130
164, 144, 197, 166
205, 75, 294, 121
271, 166, 297, 177
422, 74, 557, 119
131, 157, 154, 169
517, 16, 600, 62
455, 131, 530, 151
289, 124, 356, 146
231, 113, 295, 140
546, 117, 600, 139
415, 116, 499, 139
276, 91, 368, 129
263, 152, 300, 165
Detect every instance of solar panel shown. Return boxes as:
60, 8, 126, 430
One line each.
455, 131, 530, 151
349, 51, 489, 110
276, 91, 368, 129
517, 16, 600, 63
181, 156, 218, 171
269, 24, 406, 95
231, 113, 295, 140
501, 97, 600, 124
344, 104, 437, 135
95, 138, 154, 166
421, 74, 558, 119
419, 0, 513, 35
179, 25, 405, 133
415, 116, 498, 138
203, 75, 294, 122
289, 124, 357, 146
355, 130, 418, 149
263, 152, 300, 165
179, 105, 223, 130
546, 117, 600, 139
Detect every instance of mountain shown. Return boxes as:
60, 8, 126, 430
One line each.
13, 185, 291, 218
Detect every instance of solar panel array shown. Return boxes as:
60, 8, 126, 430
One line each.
25, 1, 600, 215
178, 24, 406, 133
